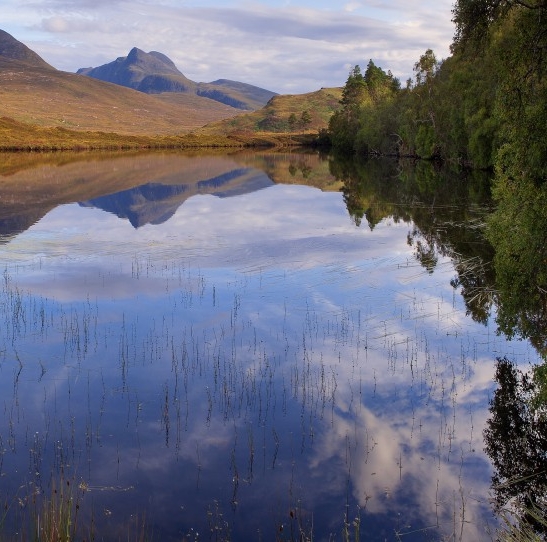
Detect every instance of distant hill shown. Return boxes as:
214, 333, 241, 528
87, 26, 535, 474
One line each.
0, 30, 242, 136
78, 48, 277, 110
198, 87, 343, 136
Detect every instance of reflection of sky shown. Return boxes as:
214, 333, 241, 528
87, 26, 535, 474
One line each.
0, 176, 540, 540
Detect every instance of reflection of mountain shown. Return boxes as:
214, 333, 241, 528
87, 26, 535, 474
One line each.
0, 153, 277, 239
0, 150, 339, 239
79, 168, 273, 228
0, 211, 46, 241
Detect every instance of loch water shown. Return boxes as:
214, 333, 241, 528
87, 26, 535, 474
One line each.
0, 151, 540, 541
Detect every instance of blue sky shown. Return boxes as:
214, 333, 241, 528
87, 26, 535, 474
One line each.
2, 0, 454, 93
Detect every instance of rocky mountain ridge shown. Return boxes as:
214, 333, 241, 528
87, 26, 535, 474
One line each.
77, 47, 277, 110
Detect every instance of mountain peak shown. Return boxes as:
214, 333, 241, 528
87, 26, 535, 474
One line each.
0, 29, 54, 69
124, 47, 181, 76
78, 47, 189, 90
77, 47, 277, 110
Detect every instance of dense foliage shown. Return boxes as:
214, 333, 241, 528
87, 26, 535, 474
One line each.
329, 0, 547, 353
328, 0, 547, 183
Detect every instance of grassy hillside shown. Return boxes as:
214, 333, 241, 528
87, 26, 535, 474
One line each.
0, 28, 53, 69
0, 57, 242, 136
198, 87, 342, 137
0, 30, 342, 150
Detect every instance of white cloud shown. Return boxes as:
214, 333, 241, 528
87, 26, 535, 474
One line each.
1, 0, 455, 93
41, 16, 72, 32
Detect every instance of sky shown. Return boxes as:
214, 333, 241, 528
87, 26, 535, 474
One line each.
2, 0, 455, 94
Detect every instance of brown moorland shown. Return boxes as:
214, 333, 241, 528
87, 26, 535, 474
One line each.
0, 29, 342, 150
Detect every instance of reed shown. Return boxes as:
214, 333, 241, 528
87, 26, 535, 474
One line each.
497, 503, 547, 542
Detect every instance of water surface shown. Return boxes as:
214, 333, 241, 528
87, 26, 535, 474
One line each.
0, 151, 538, 541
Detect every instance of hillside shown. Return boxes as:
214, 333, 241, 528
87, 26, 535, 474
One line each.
0, 29, 341, 149
0, 56, 242, 135
198, 88, 343, 137
0, 28, 53, 70
0, 30, 243, 137
78, 48, 277, 110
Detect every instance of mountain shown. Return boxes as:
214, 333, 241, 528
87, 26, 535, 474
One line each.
0, 30, 242, 136
77, 48, 277, 110
77, 47, 196, 93
0, 29, 53, 69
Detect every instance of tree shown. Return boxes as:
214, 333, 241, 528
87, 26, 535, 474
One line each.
300, 110, 312, 130
328, 66, 368, 153
413, 49, 438, 87
451, 0, 547, 51
288, 113, 298, 132
339, 65, 367, 109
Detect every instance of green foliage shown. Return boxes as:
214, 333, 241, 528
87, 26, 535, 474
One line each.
287, 112, 298, 132
327, 0, 546, 176
300, 110, 312, 129
328, 61, 400, 154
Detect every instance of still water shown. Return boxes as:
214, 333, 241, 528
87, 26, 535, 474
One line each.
0, 151, 539, 540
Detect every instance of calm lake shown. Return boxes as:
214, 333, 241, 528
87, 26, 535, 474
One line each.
0, 150, 540, 541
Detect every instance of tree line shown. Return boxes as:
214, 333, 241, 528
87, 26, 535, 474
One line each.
327, 0, 547, 185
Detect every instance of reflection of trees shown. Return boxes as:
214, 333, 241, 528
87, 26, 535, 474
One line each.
331, 154, 496, 324
486, 176, 547, 357
330, 154, 411, 228
484, 357, 547, 537
332, 151, 547, 355
332, 153, 547, 535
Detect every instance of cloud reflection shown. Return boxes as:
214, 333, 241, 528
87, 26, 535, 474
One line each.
0, 153, 540, 541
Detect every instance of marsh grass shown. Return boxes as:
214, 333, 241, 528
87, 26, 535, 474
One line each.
0, 473, 86, 542
0, 475, 156, 542
497, 503, 547, 542
0, 117, 315, 151
30, 475, 87, 542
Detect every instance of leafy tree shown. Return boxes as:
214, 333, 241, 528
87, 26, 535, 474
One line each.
329, 61, 402, 155
339, 65, 367, 109
328, 66, 368, 152
300, 110, 312, 130
288, 113, 298, 132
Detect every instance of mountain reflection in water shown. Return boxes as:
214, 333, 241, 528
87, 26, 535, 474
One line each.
0, 150, 542, 541
79, 168, 273, 228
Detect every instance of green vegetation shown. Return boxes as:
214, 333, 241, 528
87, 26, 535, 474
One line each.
327, 0, 546, 184
198, 88, 342, 138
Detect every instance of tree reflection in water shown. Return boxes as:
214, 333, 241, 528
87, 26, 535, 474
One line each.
334, 154, 547, 536
331, 154, 496, 325
484, 358, 547, 537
